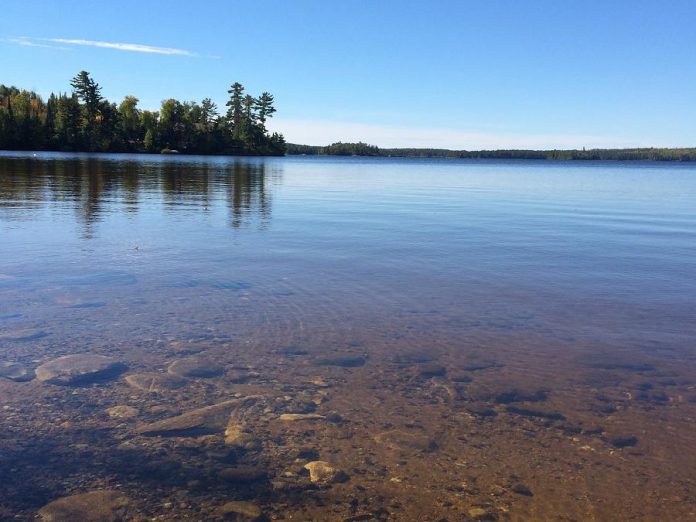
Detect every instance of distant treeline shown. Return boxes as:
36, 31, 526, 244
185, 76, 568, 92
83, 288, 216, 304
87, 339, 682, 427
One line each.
0, 73, 286, 156
287, 142, 696, 161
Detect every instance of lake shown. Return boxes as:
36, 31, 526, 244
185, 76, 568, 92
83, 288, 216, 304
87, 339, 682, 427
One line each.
1, 151, 695, 521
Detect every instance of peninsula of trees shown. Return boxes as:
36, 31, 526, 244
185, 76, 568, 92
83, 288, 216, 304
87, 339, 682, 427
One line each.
286, 142, 696, 161
0, 72, 286, 155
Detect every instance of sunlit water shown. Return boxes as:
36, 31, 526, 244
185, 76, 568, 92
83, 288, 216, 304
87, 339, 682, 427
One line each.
1, 152, 695, 521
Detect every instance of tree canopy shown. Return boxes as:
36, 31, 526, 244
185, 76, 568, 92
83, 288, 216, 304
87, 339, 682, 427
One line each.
0, 72, 285, 156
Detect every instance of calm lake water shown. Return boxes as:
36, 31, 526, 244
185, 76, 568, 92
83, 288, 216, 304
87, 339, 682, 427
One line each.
1, 151, 695, 521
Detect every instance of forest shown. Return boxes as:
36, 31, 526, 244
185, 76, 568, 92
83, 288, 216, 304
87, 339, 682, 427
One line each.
286, 142, 696, 161
2, 73, 693, 162
0, 72, 286, 155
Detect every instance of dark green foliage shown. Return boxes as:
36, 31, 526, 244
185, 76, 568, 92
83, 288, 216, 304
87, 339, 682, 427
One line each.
254, 92, 276, 132
286, 142, 380, 156
286, 143, 696, 161
0, 73, 285, 156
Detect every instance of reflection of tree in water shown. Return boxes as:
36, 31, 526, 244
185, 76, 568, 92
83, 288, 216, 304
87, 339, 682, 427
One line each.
0, 155, 280, 238
226, 161, 273, 229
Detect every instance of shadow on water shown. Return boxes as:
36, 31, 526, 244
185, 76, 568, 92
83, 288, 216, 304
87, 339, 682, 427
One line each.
0, 154, 280, 238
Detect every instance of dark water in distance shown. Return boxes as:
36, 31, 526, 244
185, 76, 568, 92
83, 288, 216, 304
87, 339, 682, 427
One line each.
1, 151, 696, 521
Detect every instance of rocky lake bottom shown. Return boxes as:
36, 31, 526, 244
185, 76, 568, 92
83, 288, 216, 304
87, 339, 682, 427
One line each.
1, 298, 695, 522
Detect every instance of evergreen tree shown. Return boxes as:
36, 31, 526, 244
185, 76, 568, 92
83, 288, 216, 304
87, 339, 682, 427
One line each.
70, 71, 102, 120
200, 98, 218, 129
255, 92, 276, 132
70, 71, 104, 149
226, 82, 245, 141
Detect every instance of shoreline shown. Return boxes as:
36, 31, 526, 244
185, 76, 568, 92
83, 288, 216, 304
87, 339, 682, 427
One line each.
286, 143, 696, 162
2, 147, 695, 162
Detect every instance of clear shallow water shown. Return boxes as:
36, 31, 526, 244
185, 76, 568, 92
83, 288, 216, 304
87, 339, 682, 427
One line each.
1, 152, 695, 520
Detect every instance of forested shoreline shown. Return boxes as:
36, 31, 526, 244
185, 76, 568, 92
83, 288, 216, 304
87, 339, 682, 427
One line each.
1, 73, 693, 161
286, 142, 696, 161
0, 72, 286, 155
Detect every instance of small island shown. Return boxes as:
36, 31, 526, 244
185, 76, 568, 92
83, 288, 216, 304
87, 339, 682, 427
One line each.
0, 71, 286, 156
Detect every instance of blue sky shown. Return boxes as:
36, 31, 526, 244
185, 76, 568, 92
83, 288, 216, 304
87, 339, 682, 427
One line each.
2, 0, 695, 149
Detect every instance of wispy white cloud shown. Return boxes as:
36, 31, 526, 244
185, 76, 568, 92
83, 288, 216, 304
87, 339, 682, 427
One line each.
269, 118, 662, 150
4, 37, 67, 50
45, 38, 196, 56
6, 36, 196, 56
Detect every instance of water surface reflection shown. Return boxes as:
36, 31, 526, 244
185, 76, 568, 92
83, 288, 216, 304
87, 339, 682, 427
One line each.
0, 153, 278, 237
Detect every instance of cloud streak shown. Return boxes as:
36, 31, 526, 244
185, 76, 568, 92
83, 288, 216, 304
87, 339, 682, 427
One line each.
4, 37, 67, 50
7, 36, 196, 56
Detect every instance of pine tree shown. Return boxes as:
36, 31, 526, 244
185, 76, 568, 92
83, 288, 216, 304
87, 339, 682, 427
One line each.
226, 82, 245, 141
254, 92, 276, 132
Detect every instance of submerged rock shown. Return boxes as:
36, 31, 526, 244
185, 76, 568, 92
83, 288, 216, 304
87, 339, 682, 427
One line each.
106, 405, 139, 419
137, 398, 255, 437
304, 461, 348, 484
309, 377, 330, 387
468, 507, 495, 520
512, 483, 534, 497
313, 356, 366, 367
450, 373, 473, 383
217, 500, 264, 521
416, 364, 447, 378
460, 359, 499, 372
282, 399, 317, 414
125, 372, 188, 393
611, 436, 638, 448
494, 388, 548, 404
167, 356, 223, 378
218, 466, 267, 483
505, 406, 565, 420
225, 422, 262, 450
278, 347, 308, 356
279, 413, 326, 422
466, 406, 498, 418
0, 361, 34, 382
0, 328, 47, 342
37, 490, 130, 522
35, 354, 126, 386
373, 430, 437, 452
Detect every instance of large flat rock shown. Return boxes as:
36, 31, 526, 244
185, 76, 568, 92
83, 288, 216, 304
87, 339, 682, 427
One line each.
137, 398, 255, 437
38, 490, 130, 522
36, 354, 126, 386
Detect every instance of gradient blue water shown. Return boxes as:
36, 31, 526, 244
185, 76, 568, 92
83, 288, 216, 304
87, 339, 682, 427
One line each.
2, 152, 695, 353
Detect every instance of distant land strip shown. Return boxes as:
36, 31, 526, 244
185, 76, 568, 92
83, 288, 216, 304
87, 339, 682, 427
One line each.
286, 142, 696, 161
